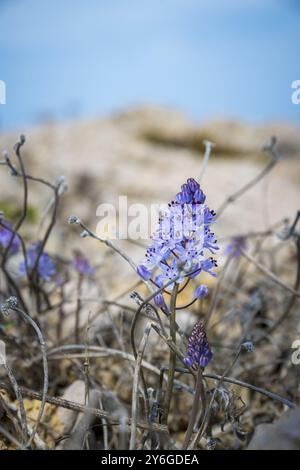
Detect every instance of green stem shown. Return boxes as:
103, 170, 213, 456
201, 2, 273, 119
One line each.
182, 366, 206, 449
163, 284, 178, 425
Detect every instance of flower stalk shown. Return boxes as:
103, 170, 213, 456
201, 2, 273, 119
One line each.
163, 283, 178, 425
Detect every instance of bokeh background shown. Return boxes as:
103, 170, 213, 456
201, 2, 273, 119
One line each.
0, 0, 300, 130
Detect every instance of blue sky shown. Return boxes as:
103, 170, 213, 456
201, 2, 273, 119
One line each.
0, 0, 299, 130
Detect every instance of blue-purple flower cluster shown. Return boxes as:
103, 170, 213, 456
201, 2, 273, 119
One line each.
1, 219, 57, 282
137, 178, 218, 293
19, 241, 56, 281
184, 321, 213, 369
1, 218, 95, 283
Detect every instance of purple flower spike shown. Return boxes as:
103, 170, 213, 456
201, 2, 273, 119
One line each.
137, 178, 218, 292
184, 322, 213, 369
72, 250, 94, 276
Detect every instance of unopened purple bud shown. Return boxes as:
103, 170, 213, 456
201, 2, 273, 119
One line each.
194, 188, 206, 204
175, 192, 184, 204
181, 184, 192, 198
184, 356, 194, 368
184, 322, 213, 369
195, 284, 209, 298
199, 349, 213, 367
186, 178, 200, 193
154, 293, 167, 310
181, 190, 192, 203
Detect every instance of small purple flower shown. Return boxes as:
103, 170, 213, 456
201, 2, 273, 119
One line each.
184, 322, 213, 369
19, 242, 56, 281
72, 250, 94, 275
202, 257, 218, 275
0, 222, 21, 254
137, 264, 151, 280
195, 284, 209, 299
225, 236, 246, 258
153, 275, 169, 312
159, 258, 183, 286
154, 293, 168, 311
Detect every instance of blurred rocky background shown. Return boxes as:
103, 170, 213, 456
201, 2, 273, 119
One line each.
1, 105, 299, 247
0, 105, 299, 311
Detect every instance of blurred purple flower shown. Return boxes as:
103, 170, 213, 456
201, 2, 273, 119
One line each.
54, 272, 69, 287
72, 250, 94, 276
225, 236, 246, 258
0, 221, 21, 254
19, 241, 56, 281
184, 321, 213, 369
